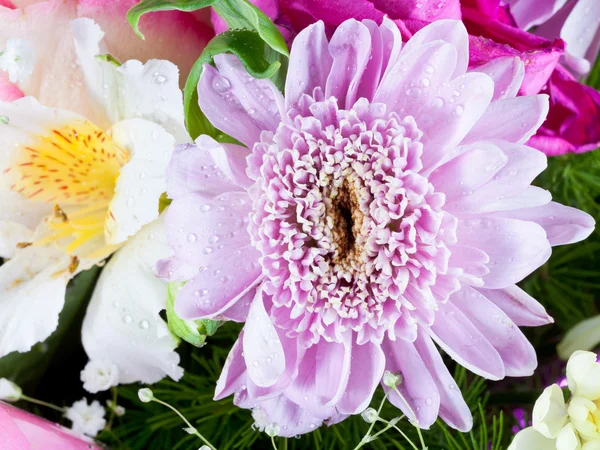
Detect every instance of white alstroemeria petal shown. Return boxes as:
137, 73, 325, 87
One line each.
567, 351, 600, 401
0, 378, 22, 401
65, 398, 106, 438
556, 423, 582, 450
0, 39, 35, 84
81, 215, 183, 385
0, 246, 71, 357
558, 316, 600, 360
105, 118, 175, 245
567, 396, 599, 441
80, 359, 119, 394
533, 384, 569, 439
582, 441, 600, 450
70, 18, 188, 142
508, 426, 557, 450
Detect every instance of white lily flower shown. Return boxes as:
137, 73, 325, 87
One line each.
65, 398, 106, 438
0, 39, 34, 84
510, 351, 600, 450
0, 18, 187, 384
558, 316, 600, 361
533, 384, 569, 438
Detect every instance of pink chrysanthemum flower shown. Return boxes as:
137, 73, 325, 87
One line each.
158, 19, 595, 436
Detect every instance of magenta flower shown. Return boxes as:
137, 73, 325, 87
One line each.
159, 19, 594, 435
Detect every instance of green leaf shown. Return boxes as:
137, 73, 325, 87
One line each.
212, 0, 289, 57
166, 282, 221, 347
0, 267, 100, 388
96, 54, 121, 67
127, 0, 217, 40
183, 29, 282, 140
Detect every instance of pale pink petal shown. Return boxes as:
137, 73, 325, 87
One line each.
325, 19, 372, 109
198, 63, 283, 148
509, 0, 569, 30
382, 336, 441, 428
315, 332, 351, 406
413, 330, 473, 432
457, 217, 551, 289
215, 333, 246, 400
472, 56, 525, 100
486, 202, 595, 247
243, 287, 286, 387
336, 341, 385, 414
285, 21, 332, 111
428, 300, 505, 380
429, 141, 508, 201
209, 140, 253, 189
354, 19, 383, 102
463, 95, 549, 145
445, 141, 548, 215
400, 19, 469, 79
418, 73, 495, 173
379, 17, 403, 81
476, 285, 554, 327
451, 286, 537, 377
448, 245, 490, 285
559, 0, 600, 75
166, 138, 243, 199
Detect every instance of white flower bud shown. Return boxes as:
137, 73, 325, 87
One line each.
138, 388, 154, 403
383, 370, 403, 388
0, 378, 22, 402
184, 427, 197, 435
361, 407, 379, 423
265, 422, 280, 437
0, 39, 34, 83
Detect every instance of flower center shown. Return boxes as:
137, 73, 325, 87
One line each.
6, 119, 128, 258
329, 179, 364, 269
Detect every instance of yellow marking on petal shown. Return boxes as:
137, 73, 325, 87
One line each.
6, 119, 130, 259
7, 120, 127, 206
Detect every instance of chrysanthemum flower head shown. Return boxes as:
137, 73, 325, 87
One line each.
159, 18, 595, 435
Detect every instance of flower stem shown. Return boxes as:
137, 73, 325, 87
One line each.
379, 418, 420, 450
354, 392, 389, 450
271, 436, 279, 450
106, 387, 118, 430
151, 397, 216, 450
20, 395, 66, 414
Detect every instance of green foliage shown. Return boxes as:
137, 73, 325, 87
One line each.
166, 282, 221, 347
183, 29, 283, 140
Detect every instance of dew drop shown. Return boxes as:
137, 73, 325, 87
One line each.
127, 197, 135, 206
139, 319, 150, 329
425, 397, 433, 406
203, 247, 213, 255
208, 235, 219, 244
252, 360, 259, 367
212, 76, 231, 93
432, 97, 444, 108
152, 72, 168, 84
187, 233, 197, 243
421, 77, 430, 87
199, 204, 211, 212
454, 105, 464, 116
122, 315, 132, 324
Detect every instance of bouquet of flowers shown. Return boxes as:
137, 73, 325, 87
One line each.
1, 0, 599, 449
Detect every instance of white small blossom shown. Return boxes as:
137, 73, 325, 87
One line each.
0, 39, 34, 83
383, 370, 403, 388
106, 400, 125, 417
361, 407, 379, 424
138, 388, 154, 403
199, 446, 211, 450
65, 398, 106, 438
265, 422, 280, 437
0, 378, 22, 402
81, 359, 119, 393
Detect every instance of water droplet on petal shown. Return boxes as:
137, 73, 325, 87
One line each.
139, 319, 150, 329
153, 72, 168, 85
122, 315, 132, 324
212, 76, 231, 94
187, 233, 197, 243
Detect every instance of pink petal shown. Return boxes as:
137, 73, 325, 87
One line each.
471, 56, 525, 100
457, 217, 551, 289
0, 74, 23, 102
155, 256, 200, 282
382, 336, 441, 428
243, 287, 287, 387
379, 17, 404, 80
446, 141, 548, 215
315, 332, 352, 406
210, 140, 253, 189
448, 245, 490, 284
451, 286, 537, 377
198, 63, 282, 148
486, 201, 595, 247
418, 72, 494, 173
428, 300, 505, 380
413, 330, 473, 432
337, 341, 385, 414
463, 95, 549, 145
354, 19, 383, 102
325, 19, 372, 109
509, 0, 569, 30
476, 285, 553, 327
285, 21, 332, 111
429, 141, 508, 201
215, 333, 246, 400
401, 19, 469, 79
166, 139, 242, 199
559, 0, 600, 75
286, 345, 325, 416
219, 287, 256, 322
